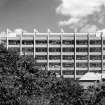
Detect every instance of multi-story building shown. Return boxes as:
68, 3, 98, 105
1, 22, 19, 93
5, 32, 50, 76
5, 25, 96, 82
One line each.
0, 29, 105, 79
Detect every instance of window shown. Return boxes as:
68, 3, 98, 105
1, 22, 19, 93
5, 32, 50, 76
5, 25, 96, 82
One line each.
49, 55, 61, 60
76, 40, 88, 45
90, 63, 101, 67
36, 55, 47, 60
9, 40, 20, 45
49, 63, 60, 68
76, 47, 88, 52
103, 55, 105, 59
76, 55, 88, 60
37, 63, 47, 67
8, 48, 20, 52
49, 40, 61, 45
103, 40, 105, 45
90, 55, 101, 60
22, 48, 34, 52
90, 47, 101, 52
22, 40, 33, 45
62, 40, 74, 45
76, 70, 88, 75
63, 47, 74, 52
103, 63, 105, 68
90, 40, 101, 45
36, 48, 47, 52
76, 63, 88, 68
36, 40, 47, 44
63, 55, 74, 60
63, 70, 74, 75
49, 48, 61, 52
63, 63, 74, 68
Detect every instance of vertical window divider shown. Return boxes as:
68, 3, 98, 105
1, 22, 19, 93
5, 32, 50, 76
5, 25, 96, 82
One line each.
34, 29, 37, 59
6, 29, 9, 50
101, 32, 103, 80
47, 29, 50, 71
20, 31, 23, 55
74, 29, 77, 80
87, 33, 90, 71
60, 29, 63, 77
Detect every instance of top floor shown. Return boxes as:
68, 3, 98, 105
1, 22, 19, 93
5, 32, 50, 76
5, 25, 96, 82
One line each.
0, 28, 105, 39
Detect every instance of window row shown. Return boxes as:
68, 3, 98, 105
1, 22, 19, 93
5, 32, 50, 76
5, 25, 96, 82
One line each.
62, 63, 102, 68
63, 70, 88, 75
35, 55, 105, 60
9, 47, 103, 52
8, 40, 105, 45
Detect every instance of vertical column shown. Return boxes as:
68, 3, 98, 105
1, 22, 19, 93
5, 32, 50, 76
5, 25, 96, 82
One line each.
47, 29, 50, 71
20, 31, 23, 55
60, 29, 63, 77
101, 32, 103, 80
33, 29, 37, 59
0, 32, 2, 44
87, 33, 90, 71
74, 29, 77, 80
6, 29, 9, 50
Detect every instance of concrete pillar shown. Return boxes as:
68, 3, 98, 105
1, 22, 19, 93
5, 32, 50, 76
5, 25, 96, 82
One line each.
6, 29, 9, 50
47, 29, 50, 71
60, 29, 63, 76
34, 29, 37, 59
74, 29, 77, 80
101, 32, 103, 79
20, 31, 23, 55
87, 33, 90, 71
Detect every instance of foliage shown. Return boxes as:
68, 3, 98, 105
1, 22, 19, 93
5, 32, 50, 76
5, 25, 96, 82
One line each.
0, 44, 86, 105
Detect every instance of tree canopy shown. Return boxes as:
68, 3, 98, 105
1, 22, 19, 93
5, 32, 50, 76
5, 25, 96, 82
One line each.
1, 44, 105, 105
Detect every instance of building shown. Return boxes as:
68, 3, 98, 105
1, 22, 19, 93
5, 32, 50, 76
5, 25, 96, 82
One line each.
0, 29, 105, 80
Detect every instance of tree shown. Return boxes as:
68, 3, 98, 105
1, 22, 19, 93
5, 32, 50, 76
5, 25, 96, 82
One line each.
0, 44, 84, 105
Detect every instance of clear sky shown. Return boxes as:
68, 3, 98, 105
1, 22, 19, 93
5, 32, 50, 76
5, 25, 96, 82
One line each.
0, 0, 105, 32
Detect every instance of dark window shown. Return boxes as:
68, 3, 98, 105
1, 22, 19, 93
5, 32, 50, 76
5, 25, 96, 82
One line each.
90, 55, 101, 60
76, 70, 88, 75
103, 55, 105, 59
49, 40, 61, 45
8, 48, 20, 52
36, 40, 47, 44
49, 48, 61, 52
63, 55, 74, 60
49, 55, 61, 60
90, 47, 101, 52
76, 47, 88, 52
76, 55, 88, 60
63, 63, 74, 68
62, 40, 74, 45
63, 47, 74, 52
90, 63, 101, 67
103, 63, 105, 67
103, 48, 105, 51
22, 40, 33, 45
36, 55, 47, 60
76, 40, 88, 45
22, 48, 34, 52
36, 48, 47, 52
90, 40, 101, 45
103, 40, 105, 44
37, 63, 47, 67
76, 63, 88, 68
49, 63, 60, 68
63, 70, 74, 75
9, 40, 20, 45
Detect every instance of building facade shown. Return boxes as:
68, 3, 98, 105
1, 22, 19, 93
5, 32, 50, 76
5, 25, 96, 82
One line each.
0, 29, 105, 79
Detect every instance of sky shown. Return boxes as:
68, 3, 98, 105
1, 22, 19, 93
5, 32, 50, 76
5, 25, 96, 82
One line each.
0, 0, 105, 32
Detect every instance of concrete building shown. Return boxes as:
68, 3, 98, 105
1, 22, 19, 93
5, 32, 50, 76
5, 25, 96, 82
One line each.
0, 29, 105, 79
